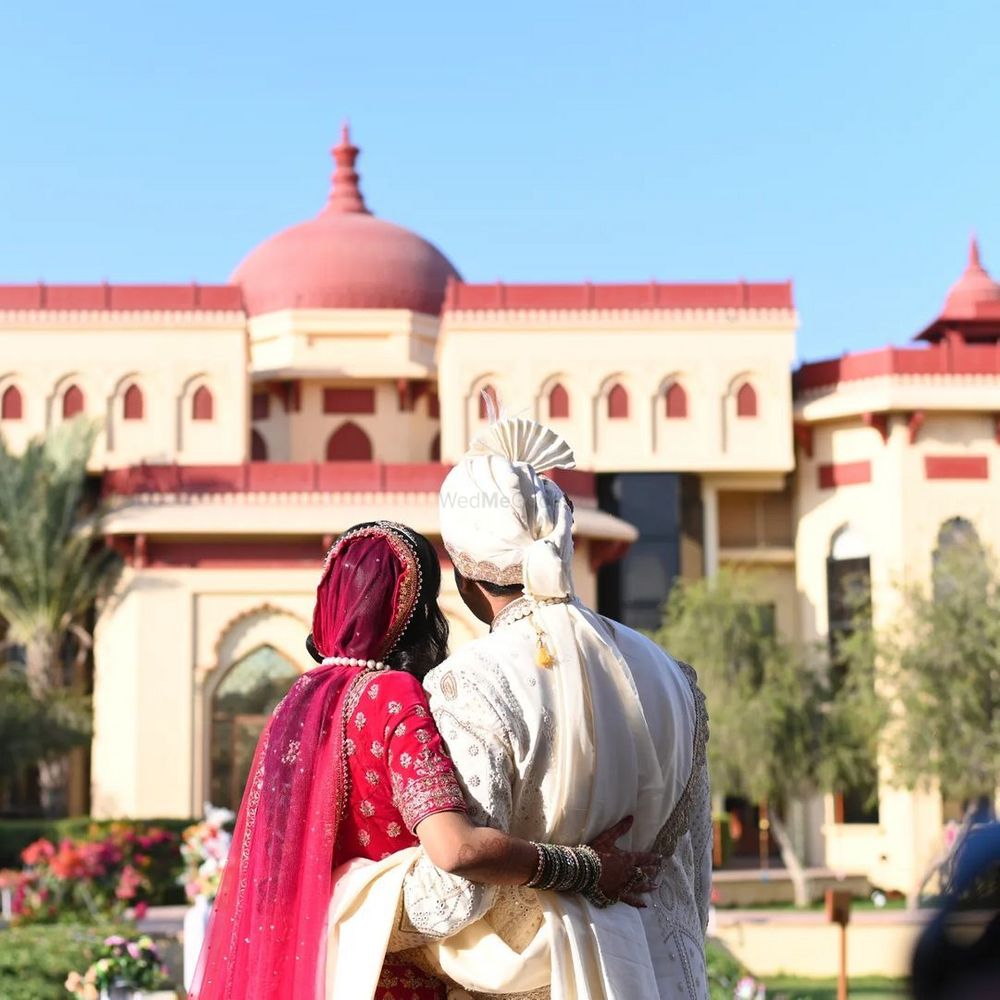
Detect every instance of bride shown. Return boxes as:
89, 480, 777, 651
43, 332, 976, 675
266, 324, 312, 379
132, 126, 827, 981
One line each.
190, 521, 655, 999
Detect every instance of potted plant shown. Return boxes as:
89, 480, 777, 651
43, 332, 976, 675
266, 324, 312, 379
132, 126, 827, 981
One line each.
179, 804, 234, 990
65, 934, 177, 999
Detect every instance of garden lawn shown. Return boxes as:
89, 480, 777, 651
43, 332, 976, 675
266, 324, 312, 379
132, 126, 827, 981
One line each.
764, 975, 907, 998
0, 923, 134, 1000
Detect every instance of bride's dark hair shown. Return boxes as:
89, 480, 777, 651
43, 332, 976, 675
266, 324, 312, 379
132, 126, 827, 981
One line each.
306, 522, 449, 682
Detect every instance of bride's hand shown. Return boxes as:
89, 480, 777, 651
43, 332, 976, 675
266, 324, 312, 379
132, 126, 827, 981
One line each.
588, 816, 661, 908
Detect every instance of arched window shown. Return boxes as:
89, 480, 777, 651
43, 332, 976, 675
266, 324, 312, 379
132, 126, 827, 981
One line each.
936, 516, 980, 552
548, 383, 570, 419
665, 383, 688, 419
326, 421, 373, 461
826, 524, 878, 823
123, 383, 144, 421
607, 383, 629, 419
478, 384, 497, 420
429, 432, 441, 462
1, 385, 23, 421
192, 385, 214, 421
933, 517, 986, 599
736, 382, 758, 418
250, 430, 268, 461
62, 384, 84, 419
210, 646, 298, 810
827, 524, 871, 641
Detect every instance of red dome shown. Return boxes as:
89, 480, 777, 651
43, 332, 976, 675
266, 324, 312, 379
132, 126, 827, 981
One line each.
941, 237, 1000, 319
232, 127, 460, 317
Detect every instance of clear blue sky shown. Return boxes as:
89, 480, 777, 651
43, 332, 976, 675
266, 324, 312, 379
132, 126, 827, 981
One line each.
2, 1, 997, 362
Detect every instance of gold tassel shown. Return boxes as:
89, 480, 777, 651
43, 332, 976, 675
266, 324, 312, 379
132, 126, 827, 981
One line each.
532, 618, 555, 668
535, 637, 554, 668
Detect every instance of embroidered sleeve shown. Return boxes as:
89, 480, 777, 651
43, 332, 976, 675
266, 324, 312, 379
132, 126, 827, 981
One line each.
399, 658, 515, 940
384, 672, 467, 834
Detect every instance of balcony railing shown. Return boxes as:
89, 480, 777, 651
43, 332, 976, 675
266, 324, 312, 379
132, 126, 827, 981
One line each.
103, 462, 596, 499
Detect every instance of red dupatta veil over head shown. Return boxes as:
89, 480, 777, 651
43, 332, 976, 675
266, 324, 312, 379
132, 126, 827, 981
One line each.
190, 523, 423, 999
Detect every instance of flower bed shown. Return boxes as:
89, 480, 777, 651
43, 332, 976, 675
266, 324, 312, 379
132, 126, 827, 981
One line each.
0, 817, 192, 874
0, 823, 180, 924
66, 933, 173, 999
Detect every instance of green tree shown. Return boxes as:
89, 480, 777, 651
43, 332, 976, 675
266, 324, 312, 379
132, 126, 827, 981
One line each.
0, 420, 123, 815
652, 568, 882, 906
884, 538, 999, 817
0, 669, 92, 807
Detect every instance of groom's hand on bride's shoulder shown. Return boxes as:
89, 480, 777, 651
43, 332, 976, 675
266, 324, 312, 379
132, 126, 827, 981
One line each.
588, 816, 661, 909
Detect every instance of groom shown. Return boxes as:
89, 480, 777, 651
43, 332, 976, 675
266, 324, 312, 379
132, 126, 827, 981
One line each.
396, 415, 712, 999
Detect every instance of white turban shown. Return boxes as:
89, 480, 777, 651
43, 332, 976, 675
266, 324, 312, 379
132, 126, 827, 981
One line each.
439, 417, 576, 599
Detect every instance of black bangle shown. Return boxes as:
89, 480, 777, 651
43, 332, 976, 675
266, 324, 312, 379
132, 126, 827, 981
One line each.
525, 843, 604, 897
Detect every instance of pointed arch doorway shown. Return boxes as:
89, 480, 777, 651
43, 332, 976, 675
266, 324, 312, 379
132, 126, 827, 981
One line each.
209, 645, 298, 810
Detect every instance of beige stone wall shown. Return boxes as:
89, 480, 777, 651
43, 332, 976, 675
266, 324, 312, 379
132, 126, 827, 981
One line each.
793, 400, 1000, 892
794, 411, 1000, 638
0, 312, 248, 467
251, 379, 439, 463
714, 915, 925, 978
91, 561, 489, 818
437, 309, 797, 473
248, 308, 438, 380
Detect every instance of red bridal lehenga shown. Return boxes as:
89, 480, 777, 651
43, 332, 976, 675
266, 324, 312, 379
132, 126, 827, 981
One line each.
190, 525, 466, 1000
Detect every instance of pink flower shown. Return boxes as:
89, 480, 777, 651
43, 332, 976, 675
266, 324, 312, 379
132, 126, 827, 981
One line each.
133, 901, 149, 919
104, 935, 127, 947
49, 840, 89, 879
115, 864, 142, 901
21, 839, 55, 866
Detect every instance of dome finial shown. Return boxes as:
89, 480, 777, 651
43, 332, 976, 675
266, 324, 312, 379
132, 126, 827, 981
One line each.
327, 122, 370, 215
969, 232, 982, 268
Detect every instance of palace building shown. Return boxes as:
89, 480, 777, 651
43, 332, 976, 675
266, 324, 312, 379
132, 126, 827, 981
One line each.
2, 127, 998, 895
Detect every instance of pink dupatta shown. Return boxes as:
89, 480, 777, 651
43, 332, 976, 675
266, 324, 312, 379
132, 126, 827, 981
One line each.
189, 524, 422, 999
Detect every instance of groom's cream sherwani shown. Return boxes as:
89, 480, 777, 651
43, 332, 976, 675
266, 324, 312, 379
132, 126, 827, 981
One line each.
399, 600, 711, 1000
325, 417, 710, 1000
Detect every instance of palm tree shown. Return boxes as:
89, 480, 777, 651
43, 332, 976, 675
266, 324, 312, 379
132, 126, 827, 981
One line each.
0, 419, 123, 814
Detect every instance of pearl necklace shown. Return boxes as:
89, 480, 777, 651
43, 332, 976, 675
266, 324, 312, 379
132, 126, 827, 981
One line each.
322, 655, 387, 670
491, 595, 571, 631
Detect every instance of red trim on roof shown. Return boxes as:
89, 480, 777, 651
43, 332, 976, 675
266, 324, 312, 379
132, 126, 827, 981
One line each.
144, 539, 325, 569
924, 456, 989, 480
917, 311, 1000, 342
444, 280, 794, 312
0, 284, 244, 312
818, 461, 872, 489
103, 461, 598, 500
795, 340, 1000, 394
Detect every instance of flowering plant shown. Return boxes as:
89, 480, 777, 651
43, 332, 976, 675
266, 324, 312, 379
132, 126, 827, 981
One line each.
178, 804, 234, 902
0, 823, 178, 925
65, 933, 171, 998
734, 976, 766, 999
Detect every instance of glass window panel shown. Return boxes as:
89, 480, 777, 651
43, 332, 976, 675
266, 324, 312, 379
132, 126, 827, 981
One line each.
210, 646, 298, 810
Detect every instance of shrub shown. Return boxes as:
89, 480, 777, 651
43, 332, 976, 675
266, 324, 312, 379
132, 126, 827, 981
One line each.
0, 922, 133, 1000
706, 938, 748, 1000
0, 817, 192, 906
